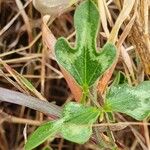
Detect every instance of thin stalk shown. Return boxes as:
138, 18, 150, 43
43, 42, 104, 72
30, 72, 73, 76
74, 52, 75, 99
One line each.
0, 87, 62, 117
105, 113, 117, 148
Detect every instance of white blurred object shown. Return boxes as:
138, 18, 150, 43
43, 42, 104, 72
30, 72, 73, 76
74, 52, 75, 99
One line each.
32, 0, 78, 15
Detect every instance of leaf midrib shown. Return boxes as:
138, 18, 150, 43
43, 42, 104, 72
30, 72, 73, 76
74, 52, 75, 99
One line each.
83, 2, 94, 87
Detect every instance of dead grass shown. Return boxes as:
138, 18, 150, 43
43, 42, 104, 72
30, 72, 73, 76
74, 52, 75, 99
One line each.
0, 0, 150, 149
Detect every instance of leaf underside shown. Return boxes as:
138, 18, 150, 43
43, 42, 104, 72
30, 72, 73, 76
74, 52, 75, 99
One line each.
55, 0, 116, 89
105, 81, 150, 120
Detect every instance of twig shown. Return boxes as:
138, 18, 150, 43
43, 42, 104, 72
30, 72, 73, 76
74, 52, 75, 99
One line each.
0, 110, 41, 126
0, 87, 62, 117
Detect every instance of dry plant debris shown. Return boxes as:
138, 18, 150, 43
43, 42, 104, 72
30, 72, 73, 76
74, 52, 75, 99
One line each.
0, 0, 150, 149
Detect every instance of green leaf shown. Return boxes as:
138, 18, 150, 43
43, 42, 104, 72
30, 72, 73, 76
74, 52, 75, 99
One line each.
55, 0, 116, 90
61, 102, 100, 144
104, 81, 150, 120
25, 102, 100, 149
25, 120, 63, 150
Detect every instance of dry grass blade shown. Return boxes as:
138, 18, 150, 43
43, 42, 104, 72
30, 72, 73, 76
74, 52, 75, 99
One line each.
0, 110, 41, 126
108, 0, 135, 44
15, 0, 32, 42
129, 0, 150, 75
0, 0, 149, 149
0, 0, 32, 36
98, 0, 110, 37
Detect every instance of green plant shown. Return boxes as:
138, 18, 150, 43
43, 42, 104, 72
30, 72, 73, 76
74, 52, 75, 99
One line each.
25, 0, 150, 149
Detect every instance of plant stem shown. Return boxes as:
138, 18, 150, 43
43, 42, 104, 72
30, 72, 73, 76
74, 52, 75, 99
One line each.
0, 87, 62, 117
105, 113, 117, 148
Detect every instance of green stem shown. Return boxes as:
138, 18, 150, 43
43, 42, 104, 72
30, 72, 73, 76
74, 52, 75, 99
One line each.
80, 85, 89, 104
105, 113, 117, 148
